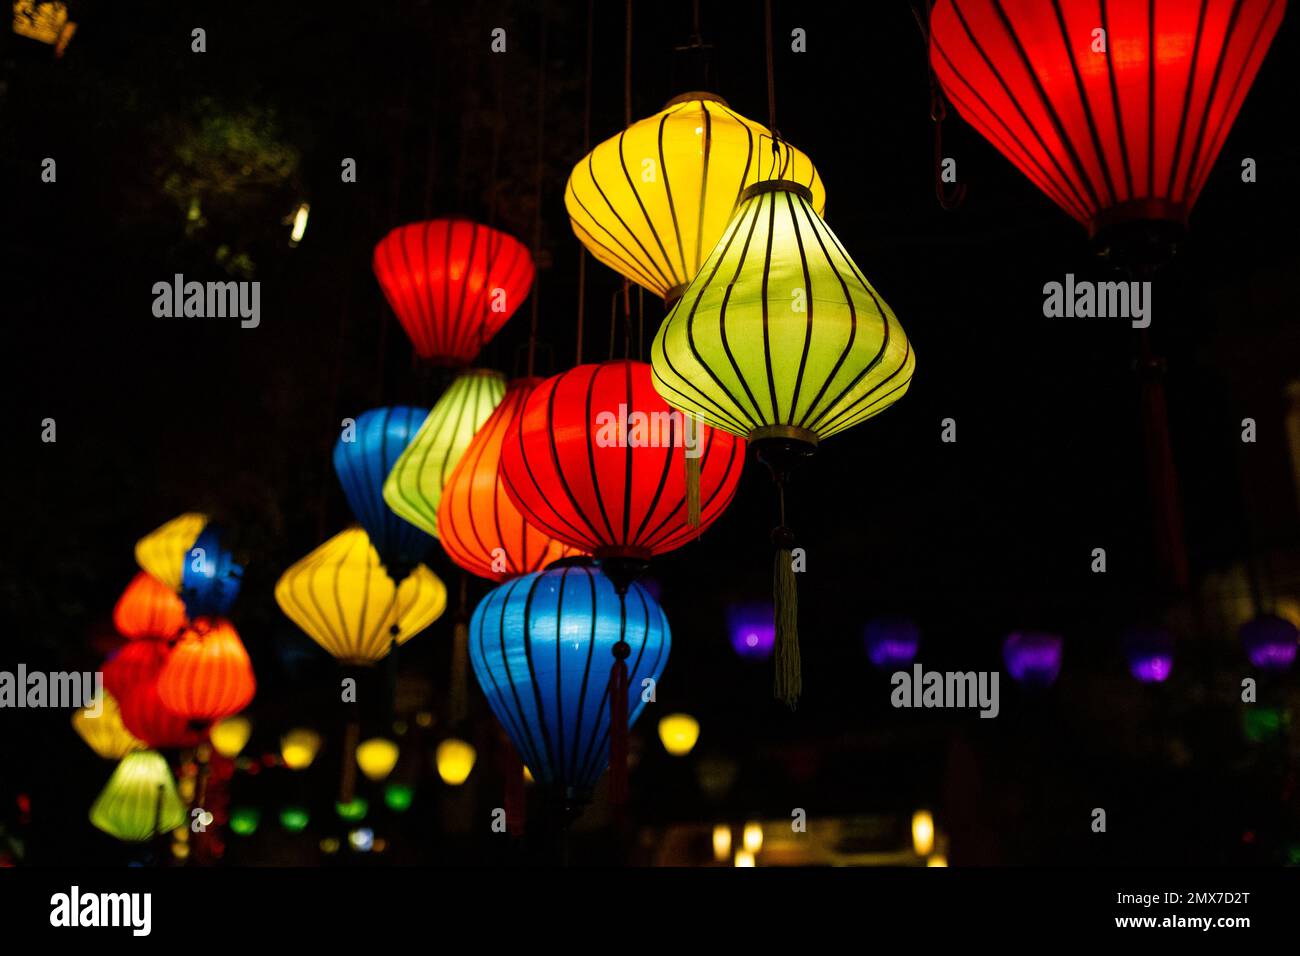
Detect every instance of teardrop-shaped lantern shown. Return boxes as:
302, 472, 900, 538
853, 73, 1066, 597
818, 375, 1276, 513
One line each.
333, 405, 435, 578
72, 691, 145, 760
179, 525, 243, 618
102, 639, 171, 701
373, 219, 535, 365
468, 563, 670, 809
157, 618, 257, 724
438, 378, 585, 581
112, 572, 188, 640
90, 751, 187, 842
117, 677, 208, 750
566, 93, 825, 302
135, 513, 208, 591
928, 0, 1285, 240
499, 360, 744, 568
384, 369, 507, 538
274, 527, 448, 664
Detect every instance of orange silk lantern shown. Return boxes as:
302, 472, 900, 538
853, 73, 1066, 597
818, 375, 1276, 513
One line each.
112, 572, 188, 640
157, 618, 257, 725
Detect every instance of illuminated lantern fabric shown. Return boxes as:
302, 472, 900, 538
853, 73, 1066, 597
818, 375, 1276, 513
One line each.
499, 360, 745, 561
438, 378, 584, 581
384, 369, 507, 538
157, 619, 257, 724
865, 617, 921, 670
118, 679, 207, 750
90, 751, 186, 842
651, 180, 915, 444
372, 219, 534, 366
281, 728, 322, 769
1003, 631, 1064, 688
566, 92, 825, 302
356, 738, 399, 781
1240, 614, 1298, 672
1122, 626, 1174, 683
929, 0, 1286, 235
72, 692, 145, 760
274, 527, 447, 664
102, 639, 171, 701
113, 572, 188, 641
469, 563, 670, 803
134, 513, 207, 591
210, 715, 252, 758
179, 525, 243, 618
333, 405, 435, 577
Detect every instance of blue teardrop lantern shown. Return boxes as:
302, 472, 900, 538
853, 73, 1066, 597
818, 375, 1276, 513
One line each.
180, 525, 243, 618
333, 406, 434, 579
469, 563, 670, 808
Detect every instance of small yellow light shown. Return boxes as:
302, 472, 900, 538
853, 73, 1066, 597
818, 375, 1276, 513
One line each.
319, 837, 340, 855
712, 824, 732, 862
436, 738, 476, 786
171, 842, 190, 860
289, 202, 310, 245
927, 853, 948, 868
912, 809, 935, 857
281, 728, 322, 770
657, 713, 700, 756
734, 850, 755, 867
356, 737, 400, 781
210, 716, 252, 758
523, 765, 534, 784
742, 821, 763, 854
415, 711, 434, 728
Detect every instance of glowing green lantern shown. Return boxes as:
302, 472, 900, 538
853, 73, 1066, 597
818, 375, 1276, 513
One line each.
89, 751, 186, 842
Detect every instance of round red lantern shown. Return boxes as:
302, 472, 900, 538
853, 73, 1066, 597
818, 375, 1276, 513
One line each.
112, 572, 188, 640
157, 619, 256, 725
102, 639, 171, 701
118, 679, 207, 749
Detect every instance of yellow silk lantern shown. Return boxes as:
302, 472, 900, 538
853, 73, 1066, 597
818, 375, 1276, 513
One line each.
89, 751, 186, 842
72, 692, 144, 760
134, 513, 208, 591
435, 738, 476, 786
383, 369, 506, 538
281, 728, 322, 769
275, 527, 447, 664
210, 715, 252, 758
566, 93, 824, 303
355, 737, 399, 781
657, 713, 700, 757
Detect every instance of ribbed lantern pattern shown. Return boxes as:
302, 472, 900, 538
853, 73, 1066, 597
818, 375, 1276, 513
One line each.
113, 572, 188, 640
372, 219, 535, 365
383, 369, 507, 538
652, 181, 915, 443
72, 692, 145, 760
499, 360, 745, 559
468, 564, 670, 797
89, 751, 187, 842
274, 527, 447, 664
929, 0, 1286, 234
333, 405, 435, 575
438, 378, 585, 581
157, 619, 257, 723
134, 512, 207, 591
566, 93, 825, 301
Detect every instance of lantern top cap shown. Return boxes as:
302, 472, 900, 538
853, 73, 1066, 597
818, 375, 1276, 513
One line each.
740, 179, 814, 204
663, 91, 730, 109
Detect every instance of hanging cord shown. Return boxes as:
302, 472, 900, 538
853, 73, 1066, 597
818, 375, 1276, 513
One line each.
528, 11, 548, 377
764, 0, 779, 152
771, 478, 800, 707
912, 0, 967, 210
576, 0, 595, 365
608, 593, 631, 812
449, 574, 470, 725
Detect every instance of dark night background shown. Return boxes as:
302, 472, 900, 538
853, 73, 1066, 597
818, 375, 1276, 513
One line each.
1, 0, 1298, 866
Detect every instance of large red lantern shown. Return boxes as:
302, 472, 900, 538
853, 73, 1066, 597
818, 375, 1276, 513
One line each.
118, 678, 207, 749
102, 639, 171, 701
929, 0, 1285, 239
157, 619, 256, 725
437, 378, 585, 581
112, 572, 188, 641
372, 218, 535, 366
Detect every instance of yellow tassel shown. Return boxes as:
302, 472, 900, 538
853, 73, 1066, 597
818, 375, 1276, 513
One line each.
773, 545, 800, 708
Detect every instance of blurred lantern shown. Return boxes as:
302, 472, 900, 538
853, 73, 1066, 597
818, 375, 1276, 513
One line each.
333, 406, 436, 580
348, 828, 375, 852
356, 738, 399, 781
229, 807, 260, 836
12, 0, 77, 57
742, 822, 764, 854
927, 853, 949, 868
651, 180, 914, 706
134, 513, 208, 592
1121, 626, 1175, 683
335, 797, 368, 822
468, 563, 670, 812
1242, 706, 1286, 744
280, 806, 310, 832
209, 716, 252, 758
1003, 632, 1064, 689
320, 837, 341, 854
275, 527, 447, 664
102, 639, 171, 701
384, 784, 415, 812
712, 824, 732, 862
281, 728, 322, 770
1240, 614, 1298, 672
912, 810, 935, 856
112, 572, 188, 641
372, 219, 534, 366
734, 850, 755, 868
72, 692, 144, 760
726, 603, 775, 661
566, 92, 824, 303
384, 370, 507, 538
89, 751, 186, 842
179, 525, 243, 618
865, 617, 921, 670
435, 738, 476, 786
157, 619, 256, 725
438, 378, 585, 580
117, 679, 207, 750
658, 713, 700, 757
929, 0, 1286, 252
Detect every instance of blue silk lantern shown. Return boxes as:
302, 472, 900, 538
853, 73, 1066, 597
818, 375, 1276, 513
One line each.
333, 406, 435, 579
1121, 627, 1174, 683
865, 617, 921, 670
1002, 632, 1063, 689
1240, 615, 1298, 672
726, 603, 775, 661
468, 562, 670, 811
179, 525, 243, 618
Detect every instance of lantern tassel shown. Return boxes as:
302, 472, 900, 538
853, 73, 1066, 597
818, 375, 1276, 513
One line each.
685, 446, 702, 528
772, 521, 800, 708
608, 639, 631, 809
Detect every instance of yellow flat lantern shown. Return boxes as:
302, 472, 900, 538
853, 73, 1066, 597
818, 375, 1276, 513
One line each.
657, 713, 700, 757
72, 692, 144, 760
134, 513, 208, 592
566, 93, 824, 303
355, 737, 399, 781
435, 738, 476, 786
281, 728, 322, 770
210, 715, 252, 758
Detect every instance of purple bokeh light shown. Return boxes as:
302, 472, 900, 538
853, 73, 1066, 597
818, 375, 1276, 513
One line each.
726, 603, 775, 660
1240, 615, 1298, 672
1002, 631, 1063, 688
1121, 627, 1174, 683
864, 616, 920, 669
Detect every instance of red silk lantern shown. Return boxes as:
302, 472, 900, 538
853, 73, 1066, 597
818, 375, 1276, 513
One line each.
157, 619, 256, 725
112, 572, 188, 640
372, 218, 535, 366
118, 679, 206, 750
929, 0, 1285, 237
102, 639, 171, 701
499, 360, 745, 569
437, 378, 585, 581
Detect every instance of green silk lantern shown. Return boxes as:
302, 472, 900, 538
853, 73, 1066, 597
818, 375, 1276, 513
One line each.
89, 750, 187, 842
383, 369, 506, 538
651, 179, 915, 706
